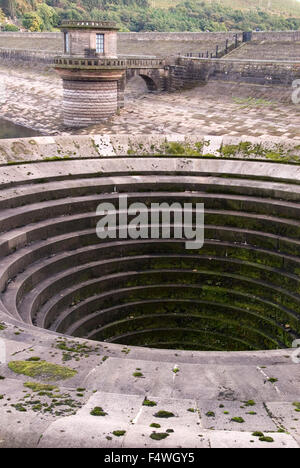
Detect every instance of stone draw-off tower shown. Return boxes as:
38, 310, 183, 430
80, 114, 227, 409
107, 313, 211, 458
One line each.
54, 21, 126, 127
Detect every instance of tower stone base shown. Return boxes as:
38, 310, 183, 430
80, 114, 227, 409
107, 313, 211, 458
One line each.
117, 75, 126, 110
62, 80, 118, 128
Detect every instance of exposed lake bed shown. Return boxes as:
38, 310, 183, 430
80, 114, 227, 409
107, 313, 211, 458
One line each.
0, 63, 298, 139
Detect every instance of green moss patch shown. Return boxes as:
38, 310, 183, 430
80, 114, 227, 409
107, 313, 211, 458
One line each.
24, 382, 58, 392
143, 398, 157, 407
293, 402, 300, 412
90, 406, 107, 416
243, 400, 256, 406
162, 141, 204, 157
113, 430, 126, 437
268, 378, 278, 384
54, 338, 100, 362
231, 417, 245, 423
8, 360, 77, 381
154, 410, 175, 418
259, 436, 274, 443
12, 403, 27, 412
150, 432, 170, 441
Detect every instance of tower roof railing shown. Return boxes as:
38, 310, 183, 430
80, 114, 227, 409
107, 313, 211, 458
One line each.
53, 56, 165, 69
60, 20, 118, 30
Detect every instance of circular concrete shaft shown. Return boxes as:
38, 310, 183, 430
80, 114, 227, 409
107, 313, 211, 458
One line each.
0, 155, 300, 448
0, 157, 300, 351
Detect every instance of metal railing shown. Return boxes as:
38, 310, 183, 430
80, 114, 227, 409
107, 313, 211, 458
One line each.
183, 34, 240, 60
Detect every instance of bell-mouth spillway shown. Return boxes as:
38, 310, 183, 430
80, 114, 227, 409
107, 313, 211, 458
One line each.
1, 135, 300, 449
1, 145, 300, 353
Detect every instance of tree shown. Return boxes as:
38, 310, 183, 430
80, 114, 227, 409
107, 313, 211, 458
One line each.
1, 0, 15, 18
0, 7, 6, 23
22, 12, 43, 31
3, 23, 19, 30
37, 3, 59, 30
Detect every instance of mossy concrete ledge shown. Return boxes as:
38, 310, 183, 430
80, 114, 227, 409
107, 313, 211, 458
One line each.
0, 133, 299, 164
0, 146, 300, 448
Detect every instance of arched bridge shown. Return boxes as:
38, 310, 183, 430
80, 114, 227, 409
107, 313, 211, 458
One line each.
54, 54, 168, 126
54, 55, 167, 99
124, 57, 167, 91
54, 55, 168, 117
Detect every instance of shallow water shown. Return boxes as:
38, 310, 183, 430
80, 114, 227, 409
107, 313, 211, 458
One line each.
0, 118, 40, 139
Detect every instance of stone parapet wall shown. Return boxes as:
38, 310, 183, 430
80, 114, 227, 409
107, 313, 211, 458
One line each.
208, 58, 300, 85
252, 31, 300, 42
0, 47, 56, 63
119, 31, 242, 41
0, 31, 61, 39
0, 30, 299, 48
120, 31, 300, 42
171, 57, 300, 88
0, 30, 300, 63
1, 30, 299, 42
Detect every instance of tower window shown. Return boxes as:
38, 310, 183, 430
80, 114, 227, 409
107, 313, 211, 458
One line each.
96, 34, 104, 54
64, 32, 70, 53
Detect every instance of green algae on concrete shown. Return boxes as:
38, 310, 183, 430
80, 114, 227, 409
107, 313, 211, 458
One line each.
8, 360, 77, 381
112, 430, 126, 437
150, 432, 170, 441
133, 371, 144, 378
231, 417, 245, 423
259, 436, 274, 443
24, 382, 58, 392
154, 410, 175, 418
143, 398, 157, 407
90, 406, 108, 416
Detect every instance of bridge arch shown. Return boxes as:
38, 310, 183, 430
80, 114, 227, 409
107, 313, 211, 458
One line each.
138, 73, 158, 91
125, 68, 164, 92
